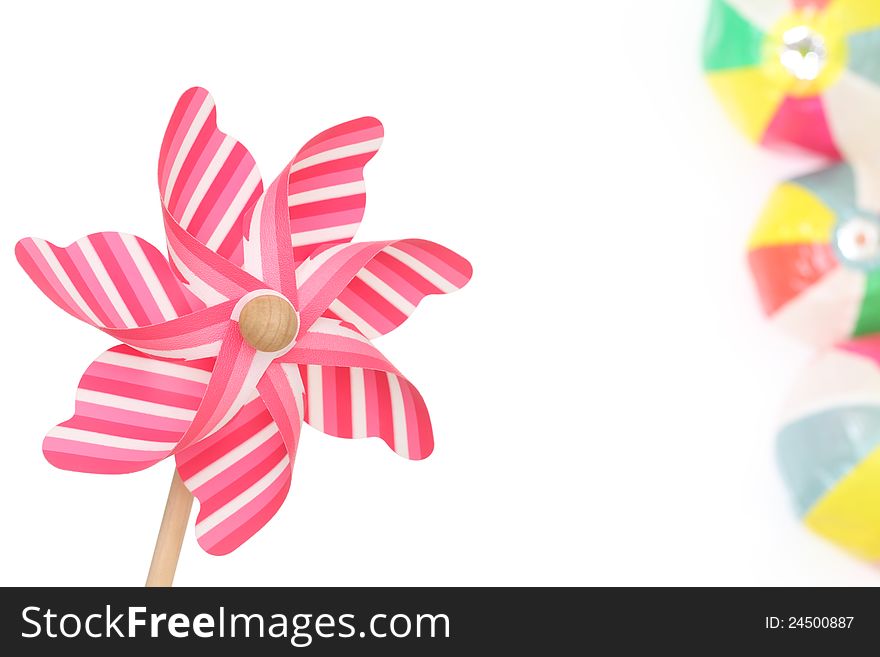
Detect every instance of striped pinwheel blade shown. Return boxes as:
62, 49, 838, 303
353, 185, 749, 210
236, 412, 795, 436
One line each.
158, 87, 263, 269
15, 232, 206, 330
43, 345, 213, 474
280, 318, 434, 460
295, 239, 472, 339
240, 117, 384, 295
287, 117, 383, 264
175, 397, 295, 556
301, 363, 433, 461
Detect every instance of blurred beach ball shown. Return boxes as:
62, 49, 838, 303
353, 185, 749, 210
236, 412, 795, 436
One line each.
778, 337, 880, 560
703, 0, 880, 158
748, 163, 880, 346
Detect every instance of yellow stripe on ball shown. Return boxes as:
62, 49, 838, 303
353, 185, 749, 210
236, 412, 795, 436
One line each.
804, 446, 880, 560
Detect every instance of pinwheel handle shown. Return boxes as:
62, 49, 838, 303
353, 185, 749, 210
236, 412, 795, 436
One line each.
146, 470, 193, 587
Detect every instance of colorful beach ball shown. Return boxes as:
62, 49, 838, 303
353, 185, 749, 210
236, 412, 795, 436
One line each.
703, 0, 880, 158
777, 337, 880, 560
748, 163, 880, 346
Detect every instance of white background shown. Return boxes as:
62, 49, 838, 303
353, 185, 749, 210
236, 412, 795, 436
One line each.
0, 1, 875, 586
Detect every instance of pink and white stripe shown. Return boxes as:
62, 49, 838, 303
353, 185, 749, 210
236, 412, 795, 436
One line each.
287, 117, 383, 264
239, 117, 383, 298
257, 361, 305, 458
175, 397, 293, 555
158, 87, 263, 267
241, 168, 299, 302
163, 207, 263, 304
43, 345, 213, 474
15, 232, 262, 360
295, 239, 472, 337
15, 233, 205, 330
173, 321, 276, 453
107, 300, 235, 360
300, 363, 432, 460
282, 317, 402, 372
280, 318, 433, 459
175, 338, 304, 555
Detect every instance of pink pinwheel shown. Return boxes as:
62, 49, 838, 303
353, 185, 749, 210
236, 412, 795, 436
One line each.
16, 87, 471, 567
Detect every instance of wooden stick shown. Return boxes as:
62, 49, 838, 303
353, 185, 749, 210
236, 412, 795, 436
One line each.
146, 469, 193, 587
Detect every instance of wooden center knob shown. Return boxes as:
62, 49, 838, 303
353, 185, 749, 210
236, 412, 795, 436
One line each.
238, 295, 298, 352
